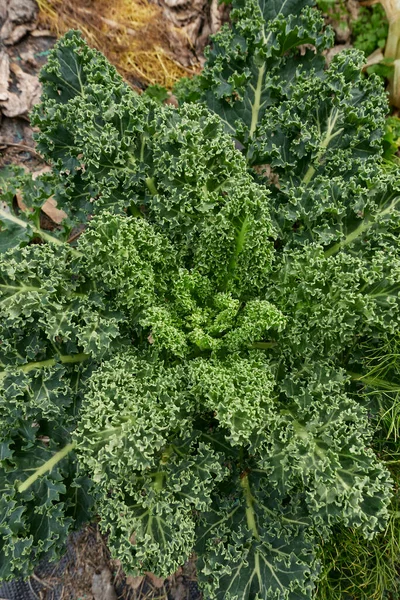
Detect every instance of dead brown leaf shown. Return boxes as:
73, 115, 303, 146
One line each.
145, 572, 165, 588
157, 0, 230, 65
41, 197, 67, 224
125, 574, 146, 591
0, 62, 41, 118
30, 28, 54, 37
0, 0, 38, 45
15, 189, 27, 212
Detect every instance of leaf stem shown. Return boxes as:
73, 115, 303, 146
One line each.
225, 215, 250, 288
249, 64, 266, 138
22, 353, 90, 373
325, 195, 400, 258
17, 442, 76, 493
153, 446, 173, 492
145, 177, 158, 196
0, 353, 90, 380
240, 473, 260, 540
0, 208, 81, 256
252, 341, 277, 350
302, 108, 342, 185
153, 472, 165, 492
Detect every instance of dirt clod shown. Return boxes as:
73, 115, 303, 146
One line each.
92, 567, 118, 600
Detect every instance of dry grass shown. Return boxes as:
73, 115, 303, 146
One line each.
36, 0, 200, 89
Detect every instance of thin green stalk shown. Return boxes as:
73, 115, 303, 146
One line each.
252, 341, 277, 350
240, 473, 260, 540
302, 109, 343, 185
140, 135, 146, 162
153, 446, 173, 492
0, 284, 43, 294
249, 64, 266, 138
348, 371, 400, 392
21, 353, 90, 373
0, 208, 81, 257
145, 177, 158, 196
0, 353, 90, 380
224, 215, 250, 289
153, 472, 165, 492
18, 442, 76, 493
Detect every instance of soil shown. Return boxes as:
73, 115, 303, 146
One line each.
45, 524, 201, 600
0, 30, 54, 171
0, 523, 202, 600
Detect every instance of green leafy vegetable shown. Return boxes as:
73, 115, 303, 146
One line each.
0, 1, 399, 598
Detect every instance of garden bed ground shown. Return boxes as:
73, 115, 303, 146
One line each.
0, 524, 202, 600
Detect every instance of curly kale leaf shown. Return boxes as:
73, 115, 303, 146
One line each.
0, 241, 122, 578
176, 0, 393, 262
266, 364, 392, 536
75, 349, 391, 598
0, 360, 94, 579
0, 167, 72, 252
177, 0, 333, 155
183, 0, 386, 176
196, 474, 317, 600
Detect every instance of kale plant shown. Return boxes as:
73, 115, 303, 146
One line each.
0, 1, 399, 598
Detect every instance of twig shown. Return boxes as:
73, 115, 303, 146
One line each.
67, 228, 85, 244
27, 578, 41, 600
0, 142, 44, 159
31, 573, 57, 590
